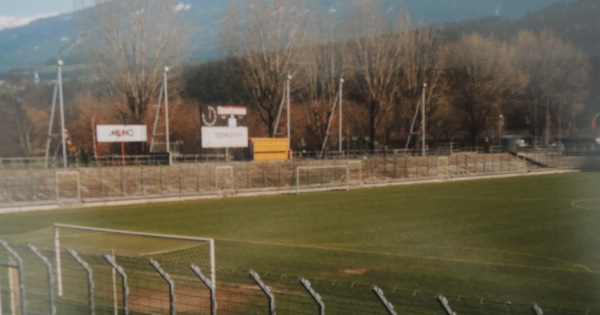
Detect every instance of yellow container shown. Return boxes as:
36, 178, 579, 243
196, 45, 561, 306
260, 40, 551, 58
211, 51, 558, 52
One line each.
251, 138, 290, 161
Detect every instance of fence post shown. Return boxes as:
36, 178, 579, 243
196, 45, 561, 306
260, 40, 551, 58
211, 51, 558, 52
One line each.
30, 170, 36, 201
28, 244, 56, 315
0, 240, 27, 315
277, 162, 282, 187
383, 156, 388, 178
160, 165, 164, 194
300, 278, 324, 315
149, 259, 176, 315
55, 168, 60, 202
0, 269, 2, 314
372, 286, 397, 315
103, 253, 129, 315
99, 167, 104, 198
483, 155, 487, 173
371, 158, 375, 179
437, 294, 456, 315
246, 162, 251, 189
190, 264, 217, 315
179, 164, 183, 193
197, 163, 201, 192
68, 249, 95, 315
120, 165, 125, 196
213, 164, 217, 191
249, 270, 275, 315
2, 177, 10, 204
140, 165, 145, 195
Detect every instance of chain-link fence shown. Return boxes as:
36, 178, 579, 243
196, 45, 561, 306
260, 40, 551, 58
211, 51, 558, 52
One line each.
0, 153, 537, 209
1, 237, 597, 315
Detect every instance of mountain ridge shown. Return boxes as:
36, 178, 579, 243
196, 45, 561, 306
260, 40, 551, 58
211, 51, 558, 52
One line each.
0, 0, 586, 75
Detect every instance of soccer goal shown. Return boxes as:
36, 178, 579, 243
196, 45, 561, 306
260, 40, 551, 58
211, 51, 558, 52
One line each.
295, 164, 350, 194
55, 170, 80, 201
214, 165, 234, 191
53, 223, 216, 314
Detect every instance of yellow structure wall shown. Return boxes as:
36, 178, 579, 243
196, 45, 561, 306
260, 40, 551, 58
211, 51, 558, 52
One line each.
251, 138, 290, 161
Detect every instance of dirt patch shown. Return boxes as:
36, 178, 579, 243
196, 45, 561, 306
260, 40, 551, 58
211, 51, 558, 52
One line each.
340, 268, 369, 275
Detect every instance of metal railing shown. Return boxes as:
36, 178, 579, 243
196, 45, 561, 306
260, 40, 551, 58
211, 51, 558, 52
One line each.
0, 153, 535, 209
1, 239, 595, 315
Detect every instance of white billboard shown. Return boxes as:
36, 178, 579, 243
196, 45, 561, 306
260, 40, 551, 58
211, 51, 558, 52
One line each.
202, 127, 248, 148
217, 106, 247, 116
96, 125, 148, 143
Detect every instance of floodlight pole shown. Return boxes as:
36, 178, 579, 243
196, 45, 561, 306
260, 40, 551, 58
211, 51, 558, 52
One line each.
421, 83, 427, 156
286, 74, 292, 159
164, 67, 172, 165
44, 82, 59, 168
58, 59, 68, 168
338, 77, 344, 156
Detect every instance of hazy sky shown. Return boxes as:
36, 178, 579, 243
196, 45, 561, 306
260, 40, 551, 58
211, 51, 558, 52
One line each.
0, 0, 93, 30
0, 0, 84, 17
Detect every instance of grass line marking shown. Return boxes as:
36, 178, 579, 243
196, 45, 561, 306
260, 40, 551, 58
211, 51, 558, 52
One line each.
571, 199, 600, 211
216, 237, 599, 274
430, 195, 558, 202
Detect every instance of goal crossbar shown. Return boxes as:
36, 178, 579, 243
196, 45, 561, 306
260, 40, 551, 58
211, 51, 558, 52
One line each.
214, 165, 234, 191
295, 165, 350, 194
53, 223, 216, 298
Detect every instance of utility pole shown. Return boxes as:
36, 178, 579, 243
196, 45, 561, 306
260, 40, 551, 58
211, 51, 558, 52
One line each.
338, 77, 344, 156
421, 83, 427, 156
287, 74, 292, 155
44, 82, 58, 168
46, 35, 82, 169
150, 66, 172, 165
164, 67, 171, 165
58, 59, 67, 168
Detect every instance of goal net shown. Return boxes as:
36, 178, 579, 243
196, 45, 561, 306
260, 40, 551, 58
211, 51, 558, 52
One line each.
56, 223, 215, 314
295, 164, 350, 194
214, 165, 234, 191
1, 224, 216, 314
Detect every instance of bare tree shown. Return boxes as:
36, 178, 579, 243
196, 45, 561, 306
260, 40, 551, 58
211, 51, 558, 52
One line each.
392, 26, 450, 150
83, 0, 189, 133
444, 34, 528, 146
295, 5, 345, 151
0, 94, 48, 156
223, 0, 314, 137
343, 0, 414, 151
70, 89, 108, 155
511, 30, 590, 140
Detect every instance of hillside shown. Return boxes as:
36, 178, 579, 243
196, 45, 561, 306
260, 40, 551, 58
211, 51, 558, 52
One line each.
439, 0, 600, 110
0, 0, 569, 74
440, 0, 600, 56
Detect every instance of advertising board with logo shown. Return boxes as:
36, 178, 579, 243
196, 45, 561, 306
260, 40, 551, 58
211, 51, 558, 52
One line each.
201, 105, 248, 148
96, 125, 148, 143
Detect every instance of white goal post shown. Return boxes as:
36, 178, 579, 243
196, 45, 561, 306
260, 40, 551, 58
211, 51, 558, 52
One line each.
214, 165, 234, 191
295, 164, 350, 194
53, 223, 216, 298
55, 170, 80, 201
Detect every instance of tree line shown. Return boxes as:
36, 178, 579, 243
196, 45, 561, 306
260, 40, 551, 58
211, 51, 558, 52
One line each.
0, 0, 592, 157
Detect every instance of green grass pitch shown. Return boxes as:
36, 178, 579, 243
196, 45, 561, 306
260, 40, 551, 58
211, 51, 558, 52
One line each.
1, 172, 599, 309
